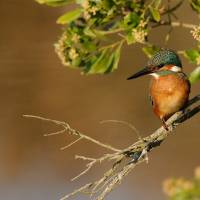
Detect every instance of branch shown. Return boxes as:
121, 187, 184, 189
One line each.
161, 0, 184, 15
171, 22, 197, 29
23, 94, 200, 200
152, 21, 197, 29
23, 115, 121, 153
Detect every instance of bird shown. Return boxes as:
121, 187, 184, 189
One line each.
127, 49, 191, 130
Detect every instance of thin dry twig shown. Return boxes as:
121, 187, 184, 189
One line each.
23, 94, 200, 200
152, 20, 197, 29
60, 137, 83, 150
44, 129, 66, 137
100, 119, 142, 140
59, 183, 93, 200
23, 114, 120, 153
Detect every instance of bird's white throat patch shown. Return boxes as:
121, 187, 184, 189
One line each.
150, 73, 160, 79
170, 66, 182, 72
150, 65, 182, 79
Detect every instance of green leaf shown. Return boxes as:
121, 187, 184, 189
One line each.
87, 42, 123, 74
183, 49, 200, 63
75, 0, 84, 4
142, 45, 160, 58
149, 6, 161, 22
189, 66, 200, 84
190, 0, 200, 14
126, 30, 136, 45
35, 0, 74, 6
154, 0, 161, 9
84, 27, 97, 38
87, 49, 111, 74
57, 8, 82, 24
82, 41, 97, 51
112, 42, 123, 71
105, 42, 123, 73
123, 13, 140, 29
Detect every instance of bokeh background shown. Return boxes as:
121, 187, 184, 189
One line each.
0, 1, 199, 200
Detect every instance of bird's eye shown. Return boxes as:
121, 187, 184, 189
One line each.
158, 63, 164, 68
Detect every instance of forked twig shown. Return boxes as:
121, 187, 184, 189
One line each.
23, 114, 120, 153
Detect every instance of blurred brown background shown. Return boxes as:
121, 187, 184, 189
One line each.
0, 1, 199, 200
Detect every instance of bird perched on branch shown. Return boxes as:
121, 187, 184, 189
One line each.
127, 49, 191, 130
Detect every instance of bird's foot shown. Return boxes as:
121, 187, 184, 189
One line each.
161, 119, 169, 131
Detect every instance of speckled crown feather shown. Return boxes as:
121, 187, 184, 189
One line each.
148, 49, 182, 68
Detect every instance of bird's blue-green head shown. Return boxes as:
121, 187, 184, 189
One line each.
127, 49, 182, 80
147, 49, 182, 68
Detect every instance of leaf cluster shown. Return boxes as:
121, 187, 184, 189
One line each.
37, 0, 165, 74
183, 46, 200, 84
36, 0, 200, 83
164, 167, 200, 200
53, 0, 148, 74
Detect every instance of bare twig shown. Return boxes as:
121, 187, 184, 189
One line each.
23, 115, 121, 153
23, 94, 200, 200
152, 21, 197, 29
60, 137, 83, 150
44, 129, 66, 137
100, 119, 142, 140
171, 22, 196, 29
59, 183, 93, 200
161, 0, 184, 15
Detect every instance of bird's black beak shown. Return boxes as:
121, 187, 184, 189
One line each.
127, 66, 154, 80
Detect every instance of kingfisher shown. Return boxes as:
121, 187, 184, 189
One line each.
127, 49, 191, 130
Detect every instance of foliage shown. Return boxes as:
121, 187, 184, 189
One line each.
183, 46, 200, 84
190, 0, 200, 13
36, 0, 200, 77
54, 0, 147, 74
189, 66, 200, 84
56, 8, 83, 24
36, 0, 74, 6
164, 166, 200, 200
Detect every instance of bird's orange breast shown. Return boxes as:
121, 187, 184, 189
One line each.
150, 73, 190, 120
